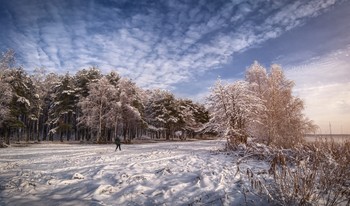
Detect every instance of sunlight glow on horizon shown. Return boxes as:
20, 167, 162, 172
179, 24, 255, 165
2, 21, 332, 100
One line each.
286, 47, 350, 134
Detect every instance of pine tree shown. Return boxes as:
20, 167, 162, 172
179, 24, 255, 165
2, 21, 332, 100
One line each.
145, 89, 182, 140
74, 67, 102, 141
40, 72, 60, 141
0, 82, 11, 146
118, 78, 144, 141
177, 99, 209, 139
0, 51, 13, 125
48, 73, 77, 142
3, 68, 39, 142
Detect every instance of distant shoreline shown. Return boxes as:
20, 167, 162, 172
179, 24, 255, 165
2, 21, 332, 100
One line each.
305, 134, 350, 137
304, 134, 350, 143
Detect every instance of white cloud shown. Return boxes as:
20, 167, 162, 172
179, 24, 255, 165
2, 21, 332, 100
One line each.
2, 0, 343, 93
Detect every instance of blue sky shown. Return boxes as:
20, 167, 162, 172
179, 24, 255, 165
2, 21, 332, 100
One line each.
1, 0, 349, 133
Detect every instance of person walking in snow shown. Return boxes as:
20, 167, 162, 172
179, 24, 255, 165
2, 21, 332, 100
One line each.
115, 136, 121, 151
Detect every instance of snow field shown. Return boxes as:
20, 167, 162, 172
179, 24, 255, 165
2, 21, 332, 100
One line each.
0, 140, 269, 205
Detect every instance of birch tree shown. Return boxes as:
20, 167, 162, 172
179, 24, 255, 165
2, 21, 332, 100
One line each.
78, 76, 120, 143
207, 79, 263, 146
246, 62, 317, 147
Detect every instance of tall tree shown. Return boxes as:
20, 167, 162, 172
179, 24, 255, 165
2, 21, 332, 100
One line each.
118, 78, 144, 141
0, 86, 11, 145
0, 51, 12, 120
177, 99, 209, 139
207, 79, 263, 145
145, 89, 182, 140
74, 67, 102, 141
30, 67, 49, 142
4, 68, 39, 142
0, 78, 11, 126
246, 62, 317, 147
40, 72, 60, 141
48, 73, 76, 142
78, 76, 120, 143
0, 51, 13, 144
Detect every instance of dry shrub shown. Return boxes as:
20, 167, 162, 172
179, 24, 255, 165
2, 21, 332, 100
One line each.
231, 138, 350, 205
266, 139, 350, 205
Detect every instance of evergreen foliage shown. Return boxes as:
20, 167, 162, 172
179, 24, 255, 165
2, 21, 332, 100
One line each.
0, 50, 209, 144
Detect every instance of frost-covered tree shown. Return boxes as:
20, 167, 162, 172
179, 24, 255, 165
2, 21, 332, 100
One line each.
106, 71, 121, 87
145, 89, 181, 140
207, 79, 263, 145
30, 67, 50, 142
245, 61, 268, 100
48, 73, 77, 142
74, 67, 102, 99
177, 99, 196, 131
0, 78, 11, 126
39, 72, 60, 141
0, 73, 12, 147
118, 78, 144, 141
145, 90, 209, 140
177, 99, 209, 139
245, 61, 269, 142
74, 67, 103, 141
78, 76, 120, 143
0, 50, 42, 144
0, 50, 13, 144
4, 68, 40, 142
246, 62, 317, 147
105, 71, 122, 140
191, 103, 210, 127
0, 50, 13, 142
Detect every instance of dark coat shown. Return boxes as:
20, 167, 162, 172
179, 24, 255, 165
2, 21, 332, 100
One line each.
115, 137, 121, 145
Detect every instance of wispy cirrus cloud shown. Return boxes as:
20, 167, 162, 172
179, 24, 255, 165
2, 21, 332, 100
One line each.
0, 0, 344, 90
286, 46, 350, 133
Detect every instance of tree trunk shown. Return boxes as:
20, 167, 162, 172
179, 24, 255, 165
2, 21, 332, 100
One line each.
97, 102, 103, 143
36, 116, 40, 142
5, 128, 10, 145
60, 129, 63, 142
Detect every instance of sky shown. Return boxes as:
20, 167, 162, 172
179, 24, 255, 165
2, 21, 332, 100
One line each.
0, 0, 349, 134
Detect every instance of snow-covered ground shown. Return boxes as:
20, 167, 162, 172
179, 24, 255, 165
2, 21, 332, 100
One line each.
0, 140, 269, 206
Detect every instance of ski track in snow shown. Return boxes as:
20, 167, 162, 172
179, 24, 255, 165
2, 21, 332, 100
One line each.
0, 140, 269, 206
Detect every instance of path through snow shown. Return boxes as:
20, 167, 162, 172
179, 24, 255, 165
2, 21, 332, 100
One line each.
0, 140, 269, 205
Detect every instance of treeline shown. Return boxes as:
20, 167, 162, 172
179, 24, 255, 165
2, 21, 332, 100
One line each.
0, 50, 209, 144
1, 49, 318, 148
